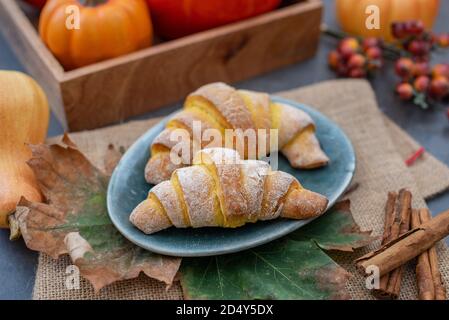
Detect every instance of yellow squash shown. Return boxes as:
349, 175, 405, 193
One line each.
0, 71, 49, 228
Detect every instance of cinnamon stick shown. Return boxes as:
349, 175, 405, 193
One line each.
412, 209, 447, 300
386, 190, 412, 297
372, 190, 411, 299
411, 209, 435, 300
373, 192, 397, 299
356, 208, 449, 278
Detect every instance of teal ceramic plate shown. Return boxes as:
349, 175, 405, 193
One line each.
107, 97, 355, 257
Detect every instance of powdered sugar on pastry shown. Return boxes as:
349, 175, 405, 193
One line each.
131, 148, 328, 234
151, 181, 186, 228
241, 160, 270, 221
176, 166, 217, 227
259, 171, 294, 221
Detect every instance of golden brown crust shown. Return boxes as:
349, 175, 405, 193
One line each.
168, 109, 220, 145
195, 148, 248, 218
238, 89, 271, 131
151, 181, 186, 228
176, 166, 217, 227
129, 198, 172, 234
259, 171, 295, 221
145, 82, 330, 185
152, 128, 181, 150
189, 82, 255, 131
216, 162, 248, 217
281, 128, 330, 169
281, 188, 329, 220
145, 152, 185, 184
241, 160, 270, 221
238, 90, 272, 158
132, 148, 328, 234
277, 103, 314, 148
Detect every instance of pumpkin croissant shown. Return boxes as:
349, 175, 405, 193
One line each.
145, 82, 329, 184
131, 148, 328, 234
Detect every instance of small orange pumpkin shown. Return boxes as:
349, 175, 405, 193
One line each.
39, 0, 153, 69
336, 0, 440, 41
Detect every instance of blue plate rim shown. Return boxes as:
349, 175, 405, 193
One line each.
107, 96, 356, 257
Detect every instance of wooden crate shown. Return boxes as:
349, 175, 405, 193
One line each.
0, 0, 323, 131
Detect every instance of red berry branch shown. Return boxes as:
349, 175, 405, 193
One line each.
327, 36, 385, 78
323, 21, 449, 116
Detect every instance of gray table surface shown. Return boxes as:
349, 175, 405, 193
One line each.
1, 1, 448, 300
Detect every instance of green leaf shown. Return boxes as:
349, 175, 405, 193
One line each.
16, 135, 181, 292
291, 201, 375, 251
180, 200, 374, 300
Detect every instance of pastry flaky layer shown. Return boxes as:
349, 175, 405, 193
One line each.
131, 148, 329, 235
145, 82, 330, 185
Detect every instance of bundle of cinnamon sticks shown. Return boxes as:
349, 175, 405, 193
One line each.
356, 189, 448, 300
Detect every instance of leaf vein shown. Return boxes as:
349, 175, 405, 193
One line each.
215, 257, 224, 298
251, 250, 315, 298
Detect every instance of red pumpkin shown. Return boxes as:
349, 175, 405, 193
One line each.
146, 0, 281, 39
24, 0, 47, 8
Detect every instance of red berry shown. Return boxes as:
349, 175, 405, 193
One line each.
347, 54, 366, 69
349, 68, 367, 78
340, 37, 360, 50
413, 76, 430, 92
328, 50, 341, 70
429, 76, 449, 99
396, 83, 414, 100
392, 22, 407, 39
395, 58, 414, 79
336, 64, 349, 77
338, 37, 360, 59
413, 62, 430, 77
406, 20, 425, 35
365, 46, 383, 70
407, 40, 431, 57
365, 46, 382, 60
338, 46, 356, 60
437, 34, 449, 48
363, 37, 380, 50
432, 64, 449, 79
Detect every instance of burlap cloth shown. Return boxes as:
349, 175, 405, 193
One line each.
33, 80, 449, 300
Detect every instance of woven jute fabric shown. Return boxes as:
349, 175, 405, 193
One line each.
383, 116, 449, 199
34, 79, 449, 300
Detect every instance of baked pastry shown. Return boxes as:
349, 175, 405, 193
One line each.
145, 82, 329, 184
131, 148, 328, 234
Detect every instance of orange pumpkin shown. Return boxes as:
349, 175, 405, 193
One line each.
39, 0, 153, 70
336, 0, 440, 41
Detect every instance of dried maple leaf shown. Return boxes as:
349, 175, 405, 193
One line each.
15, 135, 181, 292
104, 144, 125, 176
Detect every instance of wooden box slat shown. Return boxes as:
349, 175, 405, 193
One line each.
0, 0, 322, 131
